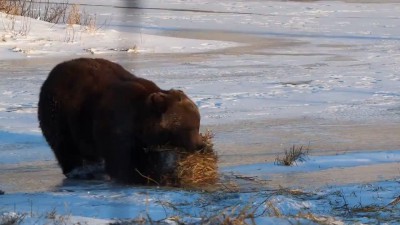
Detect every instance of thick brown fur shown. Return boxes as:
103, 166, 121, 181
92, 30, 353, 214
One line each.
38, 58, 203, 183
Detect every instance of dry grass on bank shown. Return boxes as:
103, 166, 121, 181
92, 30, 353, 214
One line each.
0, 0, 98, 27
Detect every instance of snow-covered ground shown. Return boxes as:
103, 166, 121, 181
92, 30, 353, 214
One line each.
1, 0, 400, 224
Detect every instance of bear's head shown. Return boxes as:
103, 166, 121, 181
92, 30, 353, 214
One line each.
144, 89, 204, 152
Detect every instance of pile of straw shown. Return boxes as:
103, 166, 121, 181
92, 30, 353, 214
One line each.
176, 130, 218, 187
146, 130, 218, 187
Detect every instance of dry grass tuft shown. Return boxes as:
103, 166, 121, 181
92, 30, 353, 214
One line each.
275, 186, 310, 196
206, 205, 256, 225
275, 145, 310, 166
67, 4, 81, 25
351, 205, 384, 213
0, 0, 21, 15
296, 212, 337, 225
0, 0, 5, 11
0, 212, 26, 225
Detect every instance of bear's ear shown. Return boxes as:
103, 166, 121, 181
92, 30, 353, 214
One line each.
170, 89, 184, 102
147, 92, 168, 113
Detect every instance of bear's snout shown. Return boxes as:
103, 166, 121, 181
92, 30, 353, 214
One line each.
182, 133, 205, 152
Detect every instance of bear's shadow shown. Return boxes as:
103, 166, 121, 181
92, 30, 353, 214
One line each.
65, 162, 108, 181
59, 149, 180, 188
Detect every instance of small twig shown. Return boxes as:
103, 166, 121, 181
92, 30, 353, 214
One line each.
146, 213, 154, 225
135, 168, 160, 186
388, 195, 400, 207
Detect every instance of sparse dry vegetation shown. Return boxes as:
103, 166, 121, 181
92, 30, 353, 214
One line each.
0, 0, 102, 42
3, 182, 399, 224
0, 212, 26, 225
0, 0, 99, 27
1, 13, 31, 36
275, 145, 310, 166
81, 12, 97, 32
207, 206, 257, 225
0, 0, 69, 24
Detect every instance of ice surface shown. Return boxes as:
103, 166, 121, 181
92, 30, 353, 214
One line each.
1, 0, 400, 224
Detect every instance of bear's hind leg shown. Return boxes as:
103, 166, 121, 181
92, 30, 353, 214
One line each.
51, 134, 84, 177
45, 126, 83, 177
39, 93, 83, 177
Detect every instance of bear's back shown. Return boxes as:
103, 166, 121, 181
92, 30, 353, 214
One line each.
46, 58, 134, 88
42, 58, 143, 102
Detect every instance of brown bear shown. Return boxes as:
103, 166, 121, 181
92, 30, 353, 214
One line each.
38, 58, 204, 183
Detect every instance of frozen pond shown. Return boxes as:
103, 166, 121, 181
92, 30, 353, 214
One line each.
1, 0, 400, 224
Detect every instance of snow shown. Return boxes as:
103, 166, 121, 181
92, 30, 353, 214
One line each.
224, 150, 400, 175
0, 11, 239, 58
1, 174, 399, 224
1, 0, 400, 224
